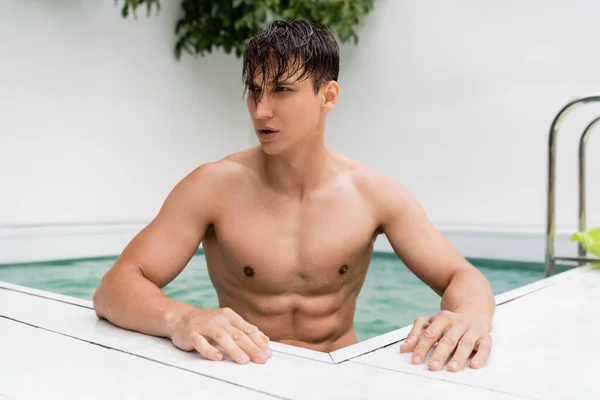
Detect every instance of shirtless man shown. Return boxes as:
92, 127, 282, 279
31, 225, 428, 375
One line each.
93, 19, 495, 372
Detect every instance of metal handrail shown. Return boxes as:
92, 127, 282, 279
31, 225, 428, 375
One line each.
578, 116, 600, 262
545, 94, 600, 277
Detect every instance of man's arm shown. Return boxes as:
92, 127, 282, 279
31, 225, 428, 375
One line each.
360, 170, 495, 372
93, 162, 271, 364
93, 163, 219, 336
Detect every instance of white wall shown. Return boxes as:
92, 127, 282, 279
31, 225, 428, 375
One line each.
0, 0, 251, 226
327, 0, 600, 234
2, 0, 599, 263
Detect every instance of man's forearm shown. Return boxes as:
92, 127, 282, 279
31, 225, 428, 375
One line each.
440, 267, 496, 321
93, 266, 193, 339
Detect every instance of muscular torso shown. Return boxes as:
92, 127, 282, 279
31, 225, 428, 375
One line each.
200, 149, 382, 352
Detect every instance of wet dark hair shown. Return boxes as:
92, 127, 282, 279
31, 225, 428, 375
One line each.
242, 19, 340, 104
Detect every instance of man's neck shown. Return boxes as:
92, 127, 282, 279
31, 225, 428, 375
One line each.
261, 137, 332, 198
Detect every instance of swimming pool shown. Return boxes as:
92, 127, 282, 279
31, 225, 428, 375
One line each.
0, 252, 573, 341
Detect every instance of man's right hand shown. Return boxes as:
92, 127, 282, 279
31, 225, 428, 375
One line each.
169, 306, 272, 364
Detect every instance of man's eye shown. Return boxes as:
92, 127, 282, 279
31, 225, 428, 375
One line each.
276, 87, 290, 92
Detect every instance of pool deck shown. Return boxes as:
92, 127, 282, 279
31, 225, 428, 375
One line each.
1, 264, 599, 399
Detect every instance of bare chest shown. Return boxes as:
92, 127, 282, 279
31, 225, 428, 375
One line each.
203, 188, 380, 295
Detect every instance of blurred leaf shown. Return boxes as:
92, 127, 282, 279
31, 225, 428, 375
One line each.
571, 228, 600, 258
120, 0, 160, 19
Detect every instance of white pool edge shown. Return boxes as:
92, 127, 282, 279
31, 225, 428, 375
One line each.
2, 265, 590, 366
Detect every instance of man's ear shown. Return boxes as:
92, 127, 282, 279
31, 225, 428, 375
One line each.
322, 81, 340, 112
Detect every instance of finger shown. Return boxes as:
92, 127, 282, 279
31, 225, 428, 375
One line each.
428, 325, 467, 371
227, 325, 270, 364
228, 313, 272, 358
447, 331, 479, 372
400, 317, 431, 353
469, 335, 492, 369
411, 315, 449, 365
191, 333, 223, 361
262, 333, 270, 344
211, 329, 250, 364
241, 323, 271, 354
261, 333, 273, 358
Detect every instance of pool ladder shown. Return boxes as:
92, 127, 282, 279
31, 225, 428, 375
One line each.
545, 93, 600, 277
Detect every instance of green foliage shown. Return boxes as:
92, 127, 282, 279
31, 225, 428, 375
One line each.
119, 0, 374, 59
571, 227, 600, 259
120, 0, 160, 18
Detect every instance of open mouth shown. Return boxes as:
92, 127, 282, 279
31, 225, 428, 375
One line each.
259, 129, 278, 134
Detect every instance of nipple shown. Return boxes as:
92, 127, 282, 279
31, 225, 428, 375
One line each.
244, 266, 255, 277
339, 265, 349, 275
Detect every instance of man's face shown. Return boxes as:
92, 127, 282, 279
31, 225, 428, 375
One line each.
246, 67, 333, 155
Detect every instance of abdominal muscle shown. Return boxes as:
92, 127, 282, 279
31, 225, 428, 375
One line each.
215, 288, 360, 353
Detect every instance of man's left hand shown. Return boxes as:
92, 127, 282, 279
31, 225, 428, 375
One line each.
399, 310, 492, 372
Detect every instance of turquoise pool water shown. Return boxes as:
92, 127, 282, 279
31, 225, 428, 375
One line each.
0, 252, 572, 341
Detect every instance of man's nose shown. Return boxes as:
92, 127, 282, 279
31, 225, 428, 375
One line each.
254, 97, 274, 119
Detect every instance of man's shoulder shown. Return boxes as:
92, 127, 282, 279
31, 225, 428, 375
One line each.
342, 159, 414, 211
344, 161, 403, 194
187, 148, 257, 187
